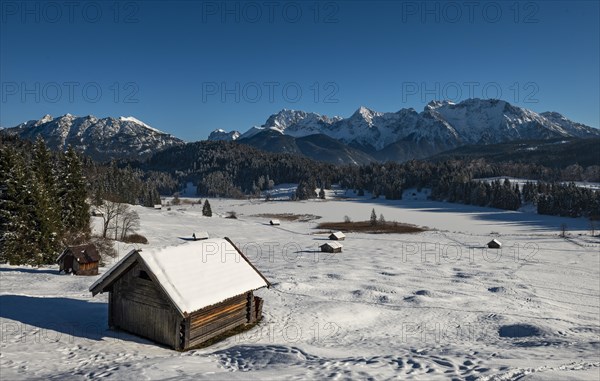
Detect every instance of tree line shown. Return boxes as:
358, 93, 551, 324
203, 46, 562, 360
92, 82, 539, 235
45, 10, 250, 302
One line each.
0, 136, 89, 265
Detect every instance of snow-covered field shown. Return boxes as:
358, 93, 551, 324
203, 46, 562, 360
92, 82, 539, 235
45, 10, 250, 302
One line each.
1, 195, 599, 380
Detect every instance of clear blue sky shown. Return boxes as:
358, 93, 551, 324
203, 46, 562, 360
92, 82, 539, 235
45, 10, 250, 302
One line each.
1, 0, 598, 141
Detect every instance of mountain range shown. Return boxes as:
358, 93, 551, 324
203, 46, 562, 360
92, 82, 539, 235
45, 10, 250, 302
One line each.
3, 98, 598, 164
1, 114, 184, 161
209, 98, 599, 163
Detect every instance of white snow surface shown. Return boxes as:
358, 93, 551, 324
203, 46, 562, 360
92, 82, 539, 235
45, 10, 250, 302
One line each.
90, 239, 268, 314
1, 195, 599, 380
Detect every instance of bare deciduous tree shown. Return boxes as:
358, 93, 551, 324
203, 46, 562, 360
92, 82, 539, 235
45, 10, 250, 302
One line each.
99, 201, 138, 241
560, 223, 567, 238
99, 201, 121, 239
120, 209, 140, 240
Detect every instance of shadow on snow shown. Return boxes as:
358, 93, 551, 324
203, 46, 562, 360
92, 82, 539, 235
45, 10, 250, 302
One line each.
0, 294, 148, 344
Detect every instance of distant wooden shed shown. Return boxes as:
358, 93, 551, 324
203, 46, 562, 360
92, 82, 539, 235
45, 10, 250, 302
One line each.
269, 219, 281, 225
320, 241, 343, 253
57, 244, 101, 275
192, 231, 209, 241
487, 239, 502, 249
329, 231, 346, 241
89, 238, 270, 350
154, 204, 162, 210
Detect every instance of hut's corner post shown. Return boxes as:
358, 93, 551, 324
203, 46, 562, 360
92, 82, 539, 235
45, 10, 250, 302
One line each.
178, 316, 188, 351
254, 296, 264, 322
247, 291, 256, 324
108, 291, 114, 329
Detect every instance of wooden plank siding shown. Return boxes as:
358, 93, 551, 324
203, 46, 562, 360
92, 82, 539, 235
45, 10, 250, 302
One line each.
185, 292, 252, 349
110, 261, 182, 349
76, 261, 99, 275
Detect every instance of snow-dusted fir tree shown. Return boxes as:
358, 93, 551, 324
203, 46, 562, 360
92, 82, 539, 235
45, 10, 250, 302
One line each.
58, 146, 90, 239
319, 187, 325, 199
31, 137, 63, 263
202, 199, 212, 217
0, 146, 38, 264
370, 208, 377, 226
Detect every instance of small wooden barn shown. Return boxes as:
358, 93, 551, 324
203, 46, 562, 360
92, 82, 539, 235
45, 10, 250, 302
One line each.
154, 204, 162, 210
89, 238, 270, 350
57, 244, 101, 275
192, 231, 209, 241
269, 219, 281, 225
320, 241, 343, 253
329, 231, 346, 241
487, 239, 502, 249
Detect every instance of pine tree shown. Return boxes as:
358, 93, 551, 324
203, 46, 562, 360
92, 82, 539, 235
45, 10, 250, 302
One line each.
202, 199, 212, 217
294, 180, 316, 200
0, 147, 37, 264
370, 208, 377, 226
32, 137, 62, 262
319, 187, 325, 199
58, 146, 90, 241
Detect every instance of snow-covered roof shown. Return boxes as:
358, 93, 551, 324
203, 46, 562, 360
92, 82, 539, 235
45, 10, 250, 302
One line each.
321, 241, 343, 249
57, 244, 101, 264
270, 219, 281, 225
329, 231, 346, 239
192, 231, 209, 240
487, 239, 502, 246
90, 238, 269, 315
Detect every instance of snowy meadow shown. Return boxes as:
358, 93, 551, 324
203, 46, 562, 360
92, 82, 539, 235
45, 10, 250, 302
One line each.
1, 191, 599, 380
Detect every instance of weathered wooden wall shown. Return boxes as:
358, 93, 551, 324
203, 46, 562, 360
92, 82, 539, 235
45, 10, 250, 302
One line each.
76, 262, 98, 275
110, 261, 182, 349
185, 293, 251, 349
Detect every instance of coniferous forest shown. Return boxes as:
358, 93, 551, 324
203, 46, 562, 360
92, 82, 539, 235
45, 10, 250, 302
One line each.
0, 136, 89, 265
1, 134, 599, 265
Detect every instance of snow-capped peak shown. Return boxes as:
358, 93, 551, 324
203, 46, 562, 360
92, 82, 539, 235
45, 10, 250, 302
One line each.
208, 129, 241, 141
357, 105, 374, 114
40, 114, 53, 123
425, 100, 456, 110
119, 116, 164, 134
351, 106, 380, 123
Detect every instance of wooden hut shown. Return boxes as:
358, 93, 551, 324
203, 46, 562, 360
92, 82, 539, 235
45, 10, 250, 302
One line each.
329, 231, 346, 241
89, 238, 270, 350
192, 231, 209, 241
487, 239, 502, 249
269, 219, 281, 226
57, 244, 101, 275
154, 204, 162, 210
320, 241, 343, 253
